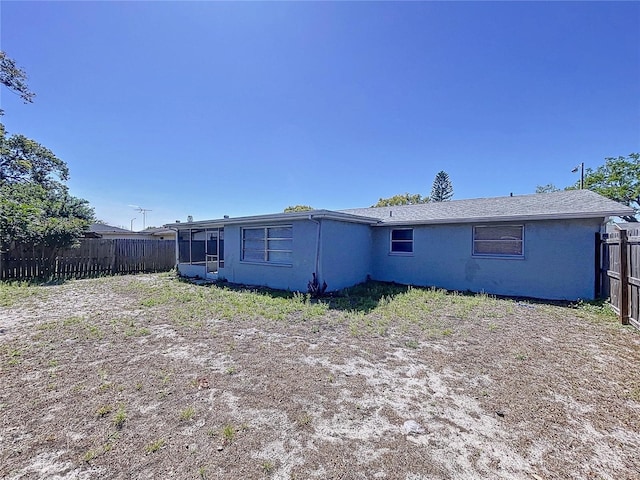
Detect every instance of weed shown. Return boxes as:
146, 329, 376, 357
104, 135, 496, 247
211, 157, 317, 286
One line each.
405, 339, 419, 349
441, 328, 454, 336
113, 405, 127, 428
225, 366, 237, 375
125, 324, 151, 337
296, 412, 312, 427
628, 387, 640, 402
63, 316, 83, 327
488, 322, 498, 332
96, 405, 113, 417
158, 371, 172, 386
198, 466, 207, 479
180, 406, 195, 421
262, 460, 275, 474
98, 382, 112, 393
145, 438, 165, 453
7, 348, 22, 365
83, 449, 98, 463
222, 424, 235, 444
0, 280, 41, 307
515, 353, 528, 361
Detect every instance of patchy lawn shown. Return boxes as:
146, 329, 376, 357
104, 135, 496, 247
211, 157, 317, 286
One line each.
1, 273, 639, 480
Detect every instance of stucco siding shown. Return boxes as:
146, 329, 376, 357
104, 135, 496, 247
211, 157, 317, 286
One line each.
177, 263, 207, 278
371, 219, 602, 300
319, 220, 373, 291
218, 221, 318, 291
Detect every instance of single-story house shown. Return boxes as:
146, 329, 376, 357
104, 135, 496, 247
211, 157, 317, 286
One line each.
165, 190, 635, 300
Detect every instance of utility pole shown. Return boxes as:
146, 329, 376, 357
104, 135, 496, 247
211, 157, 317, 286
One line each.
572, 162, 584, 189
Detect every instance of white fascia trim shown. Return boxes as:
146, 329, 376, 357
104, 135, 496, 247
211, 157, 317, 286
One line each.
372, 212, 628, 226
164, 210, 378, 229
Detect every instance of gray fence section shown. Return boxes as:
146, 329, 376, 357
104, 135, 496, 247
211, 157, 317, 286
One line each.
600, 228, 640, 329
0, 238, 175, 280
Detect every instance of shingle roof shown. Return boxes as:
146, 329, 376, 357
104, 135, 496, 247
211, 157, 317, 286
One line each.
339, 190, 635, 225
88, 223, 132, 233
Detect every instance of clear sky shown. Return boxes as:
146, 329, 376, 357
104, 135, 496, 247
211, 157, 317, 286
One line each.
1, 1, 639, 230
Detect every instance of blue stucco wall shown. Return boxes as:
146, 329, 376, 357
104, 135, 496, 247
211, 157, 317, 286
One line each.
217, 220, 317, 291
178, 217, 602, 300
214, 218, 372, 292
318, 219, 373, 291
177, 263, 207, 278
370, 219, 602, 300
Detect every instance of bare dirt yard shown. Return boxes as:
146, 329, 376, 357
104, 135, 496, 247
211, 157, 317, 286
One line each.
1, 273, 639, 480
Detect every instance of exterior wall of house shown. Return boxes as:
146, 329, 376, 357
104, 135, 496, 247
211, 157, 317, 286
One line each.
177, 263, 207, 278
370, 218, 602, 300
217, 220, 317, 291
209, 218, 373, 292
318, 219, 373, 291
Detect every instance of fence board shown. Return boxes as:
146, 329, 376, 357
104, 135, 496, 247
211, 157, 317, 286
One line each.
0, 238, 175, 281
601, 228, 640, 329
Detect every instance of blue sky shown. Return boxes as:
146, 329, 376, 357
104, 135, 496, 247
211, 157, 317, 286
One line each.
1, 1, 638, 230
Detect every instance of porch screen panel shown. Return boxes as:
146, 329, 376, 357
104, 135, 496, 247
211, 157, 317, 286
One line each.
191, 229, 206, 262
178, 230, 190, 263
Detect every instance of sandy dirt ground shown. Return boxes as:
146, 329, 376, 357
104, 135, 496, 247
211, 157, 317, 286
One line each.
1, 274, 639, 480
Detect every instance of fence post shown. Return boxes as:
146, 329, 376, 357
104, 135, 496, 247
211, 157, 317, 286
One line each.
619, 229, 629, 325
109, 240, 117, 275
594, 232, 601, 299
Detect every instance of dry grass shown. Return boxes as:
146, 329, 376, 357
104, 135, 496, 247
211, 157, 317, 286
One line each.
1, 272, 639, 480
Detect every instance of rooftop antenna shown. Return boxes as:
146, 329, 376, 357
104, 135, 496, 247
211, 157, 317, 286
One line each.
128, 205, 152, 229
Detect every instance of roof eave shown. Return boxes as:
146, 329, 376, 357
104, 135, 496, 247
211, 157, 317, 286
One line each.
163, 210, 379, 229
373, 211, 632, 226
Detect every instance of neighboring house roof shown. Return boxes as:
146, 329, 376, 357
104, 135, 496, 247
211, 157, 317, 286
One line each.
165, 190, 635, 229
340, 190, 635, 226
142, 227, 177, 236
86, 224, 176, 238
88, 223, 133, 234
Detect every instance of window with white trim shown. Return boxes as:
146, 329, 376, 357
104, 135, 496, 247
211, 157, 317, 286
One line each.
473, 225, 524, 257
390, 228, 413, 254
242, 226, 292, 264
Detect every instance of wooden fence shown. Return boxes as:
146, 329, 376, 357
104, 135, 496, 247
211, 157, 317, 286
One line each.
0, 238, 176, 281
600, 227, 640, 329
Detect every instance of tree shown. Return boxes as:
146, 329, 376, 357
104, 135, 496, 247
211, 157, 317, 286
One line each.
430, 171, 453, 202
0, 54, 93, 255
577, 153, 640, 221
372, 193, 428, 207
0, 126, 94, 252
0, 51, 35, 116
0, 124, 69, 186
284, 205, 314, 212
535, 183, 560, 194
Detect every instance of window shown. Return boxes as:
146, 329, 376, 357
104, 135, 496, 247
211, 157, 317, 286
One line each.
473, 225, 523, 257
242, 226, 292, 264
390, 228, 413, 254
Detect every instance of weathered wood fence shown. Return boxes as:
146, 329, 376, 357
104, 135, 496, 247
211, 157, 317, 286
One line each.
0, 238, 175, 281
600, 227, 640, 329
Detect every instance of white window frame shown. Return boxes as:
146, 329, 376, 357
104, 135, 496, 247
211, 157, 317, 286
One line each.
241, 225, 293, 265
390, 228, 414, 255
472, 225, 524, 258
